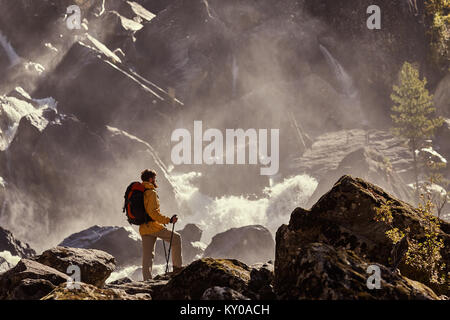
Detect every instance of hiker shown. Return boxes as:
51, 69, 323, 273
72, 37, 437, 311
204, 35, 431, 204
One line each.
139, 169, 183, 281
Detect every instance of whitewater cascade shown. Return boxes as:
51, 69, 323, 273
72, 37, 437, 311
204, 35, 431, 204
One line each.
319, 44, 368, 126
170, 172, 318, 245
0, 32, 21, 67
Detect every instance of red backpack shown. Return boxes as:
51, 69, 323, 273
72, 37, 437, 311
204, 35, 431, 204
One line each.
123, 182, 153, 225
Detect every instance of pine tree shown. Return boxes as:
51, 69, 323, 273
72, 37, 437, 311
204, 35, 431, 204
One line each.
390, 62, 444, 200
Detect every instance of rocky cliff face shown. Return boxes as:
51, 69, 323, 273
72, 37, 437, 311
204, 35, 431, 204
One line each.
307, 146, 415, 207
0, 90, 180, 250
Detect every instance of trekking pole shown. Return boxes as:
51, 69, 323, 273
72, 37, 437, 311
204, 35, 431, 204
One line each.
165, 220, 176, 274
162, 239, 169, 270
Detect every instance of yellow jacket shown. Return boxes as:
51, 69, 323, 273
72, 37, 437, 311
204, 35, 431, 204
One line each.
139, 182, 171, 235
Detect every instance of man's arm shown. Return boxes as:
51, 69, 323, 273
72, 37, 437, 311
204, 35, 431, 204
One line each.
144, 190, 171, 224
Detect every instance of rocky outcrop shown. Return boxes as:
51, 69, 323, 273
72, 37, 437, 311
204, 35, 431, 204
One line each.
0, 226, 35, 258
204, 225, 275, 265
0, 259, 70, 300
275, 175, 450, 298
59, 225, 141, 268
275, 242, 440, 300
34, 246, 115, 287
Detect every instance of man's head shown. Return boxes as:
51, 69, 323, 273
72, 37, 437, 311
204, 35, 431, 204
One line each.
141, 169, 157, 188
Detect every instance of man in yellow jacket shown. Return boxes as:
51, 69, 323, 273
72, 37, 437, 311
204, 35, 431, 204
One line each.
139, 169, 183, 281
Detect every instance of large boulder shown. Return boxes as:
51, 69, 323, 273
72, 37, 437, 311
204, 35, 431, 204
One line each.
275, 175, 450, 297
177, 224, 205, 264
204, 225, 275, 265
157, 258, 255, 300
275, 242, 440, 300
178, 223, 203, 243
0, 226, 35, 258
0, 259, 70, 300
59, 225, 142, 268
34, 246, 115, 287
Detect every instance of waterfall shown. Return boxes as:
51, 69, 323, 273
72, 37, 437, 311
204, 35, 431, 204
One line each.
0, 32, 21, 67
318, 44, 370, 128
319, 44, 357, 98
